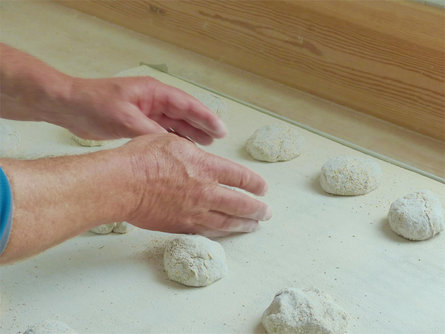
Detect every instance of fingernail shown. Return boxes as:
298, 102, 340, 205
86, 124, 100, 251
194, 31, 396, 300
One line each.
263, 206, 272, 221
216, 119, 227, 137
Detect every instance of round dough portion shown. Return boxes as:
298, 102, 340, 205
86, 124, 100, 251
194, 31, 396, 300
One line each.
113, 221, 131, 234
388, 190, 444, 241
90, 223, 115, 234
163, 235, 227, 287
320, 155, 382, 195
246, 124, 305, 162
262, 287, 348, 334
24, 320, 78, 334
71, 134, 109, 147
90, 222, 131, 234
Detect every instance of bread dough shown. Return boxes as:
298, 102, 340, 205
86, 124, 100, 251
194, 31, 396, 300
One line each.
388, 190, 444, 241
262, 287, 348, 334
112, 221, 131, 234
320, 155, 382, 195
0, 123, 22, 157
24, 320, 78, 334
90, 223, 115, 234
246, 124, 305, 162
71, 134, 109, 147
90, 222, 131, 234
163, 235, 227, 287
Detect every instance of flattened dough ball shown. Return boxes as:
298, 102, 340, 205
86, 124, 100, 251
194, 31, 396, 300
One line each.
262, 288, 348, 334
320, 155, 382, 195
90, 223, 115, 234
90, 222, 131, 234
112, 221, 131, 234
388, 190, 444, 241
24, 320, 78, 334
71, 134, 109, 147
163, 235, 227, 287
246, 124, 305, 162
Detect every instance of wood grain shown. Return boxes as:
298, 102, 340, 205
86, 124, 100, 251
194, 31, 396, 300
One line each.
56, 0, 445, 141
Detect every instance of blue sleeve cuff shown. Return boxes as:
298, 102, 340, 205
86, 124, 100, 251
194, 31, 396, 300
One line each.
0, 166, 13, 255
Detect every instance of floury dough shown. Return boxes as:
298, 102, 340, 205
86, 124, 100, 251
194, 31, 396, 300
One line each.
320, 155, 382, 195
246, 124, 305, 162
71, 134, 109, 147
262, 288, 348, 334
112, 221, 131, 234
24, 320, 78, 334
90, 222, 131, 234
163, 235, 227, 287
388, 190, 444, 241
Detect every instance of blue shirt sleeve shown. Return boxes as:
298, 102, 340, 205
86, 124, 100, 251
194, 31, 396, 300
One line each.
0, 166, 13, 255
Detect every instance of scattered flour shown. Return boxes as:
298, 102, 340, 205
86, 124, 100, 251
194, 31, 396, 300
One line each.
24, 320, 78, 334
262, 287, 348, 334
163, 235, 227, 287
90, 222, 131, 234
320, 155, 382, 195
388, 190, 444, 241
71, 134, 109, 147
246, 124, 305, 162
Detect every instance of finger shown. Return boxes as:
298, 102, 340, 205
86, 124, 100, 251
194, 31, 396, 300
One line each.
191, 211, 259, 234
155, 85, 227, 138
123, 105, 167, 137
156, 114, 214, 145
197, 229, 236, 238
203, 154, 268, 196
207, 186, 272, 221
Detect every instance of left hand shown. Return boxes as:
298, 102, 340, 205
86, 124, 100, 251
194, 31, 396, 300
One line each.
60, 76, 227, 145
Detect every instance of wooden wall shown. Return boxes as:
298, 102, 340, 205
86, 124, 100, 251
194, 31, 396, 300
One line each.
56, 0, 445, 141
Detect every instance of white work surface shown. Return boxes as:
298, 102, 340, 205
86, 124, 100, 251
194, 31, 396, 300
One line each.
1, 67, 444, 334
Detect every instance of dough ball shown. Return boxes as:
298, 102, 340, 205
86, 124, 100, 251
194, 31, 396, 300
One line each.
163, 235, 227, 287
262, 287, 348, 334
246, 124, 305, 162
388, 190, 444, 241
24, 320, 78, 334
320, 155, 382, 195
71, 134, 109, 147
112, 221, 131, 234
90, 223, 115, 234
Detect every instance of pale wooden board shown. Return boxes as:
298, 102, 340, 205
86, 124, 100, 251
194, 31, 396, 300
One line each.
57, 0, 445, 141
1, 67, 444, 334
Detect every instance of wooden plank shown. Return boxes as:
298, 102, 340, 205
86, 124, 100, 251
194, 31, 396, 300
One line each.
56, 0, 445, 141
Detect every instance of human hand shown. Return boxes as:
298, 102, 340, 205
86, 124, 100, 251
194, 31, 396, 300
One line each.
0, 132, 269, 263
119, 134, 271, 237
60, 76, 226, 145
1, 44, 224, 144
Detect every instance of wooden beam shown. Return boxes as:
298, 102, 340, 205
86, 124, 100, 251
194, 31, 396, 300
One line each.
56, 0, 445, 141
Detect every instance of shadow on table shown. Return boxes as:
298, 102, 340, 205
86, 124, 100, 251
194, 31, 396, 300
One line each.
378, 217, 411, 243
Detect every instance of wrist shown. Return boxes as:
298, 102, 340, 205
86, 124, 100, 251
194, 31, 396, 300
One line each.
0, 43, 74, 124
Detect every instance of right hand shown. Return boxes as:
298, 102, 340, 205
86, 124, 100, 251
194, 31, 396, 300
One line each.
119, 133, 272, 237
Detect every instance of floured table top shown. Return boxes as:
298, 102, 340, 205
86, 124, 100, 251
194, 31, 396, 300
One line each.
1, 66, 444, 334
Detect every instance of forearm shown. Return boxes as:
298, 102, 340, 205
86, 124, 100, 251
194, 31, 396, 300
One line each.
0, 43, 72, 123
0, 151, 138, 264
